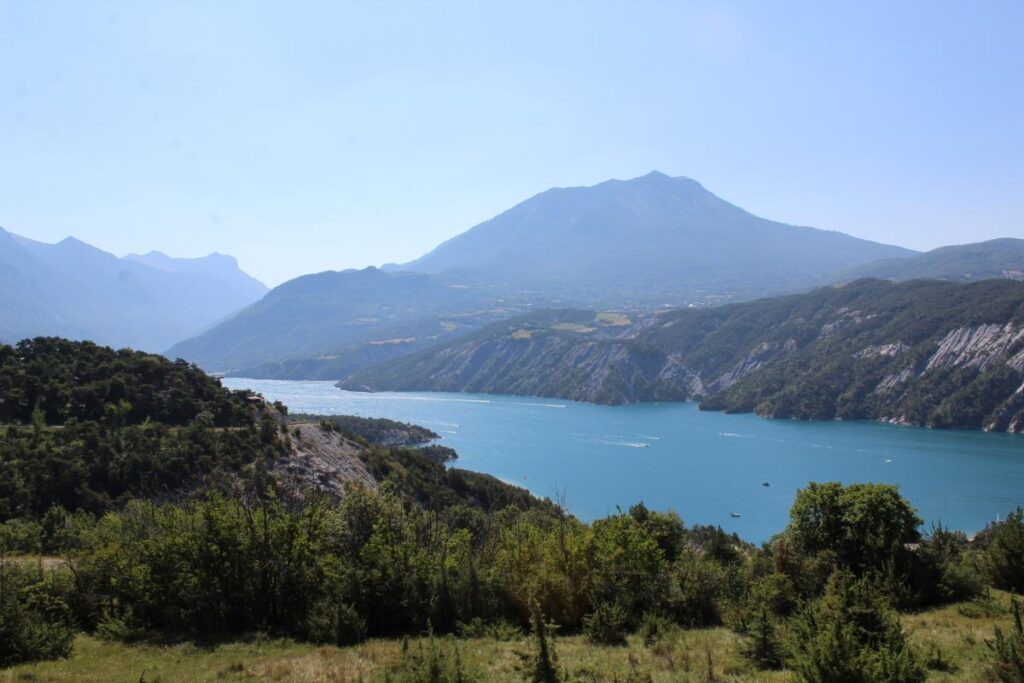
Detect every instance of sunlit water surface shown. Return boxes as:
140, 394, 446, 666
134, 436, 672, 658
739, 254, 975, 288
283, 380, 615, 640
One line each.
225, 378, 1024, 542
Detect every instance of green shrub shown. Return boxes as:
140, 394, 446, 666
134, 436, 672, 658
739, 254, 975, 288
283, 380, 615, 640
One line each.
390, 628, 477, 683
742, 607, 784, 670
517, 610, 562, 683
986, 597, 1024, 683
748, 572, 798, 618
0, 563, 76, 666
985, 509, 1024, 593
582, 602, 628, 646
0, 517, 42, 554
638, 611, 673, 647
95, 609, 148, 644
664, 557, 725, 627
304, 598, 367, 646
456, 617, 522, 641
786, 571, 925, 683
904, 525, 985, 608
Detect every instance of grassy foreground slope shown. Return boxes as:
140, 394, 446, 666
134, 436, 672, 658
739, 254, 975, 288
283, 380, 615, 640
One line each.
1, 591, 1018, 682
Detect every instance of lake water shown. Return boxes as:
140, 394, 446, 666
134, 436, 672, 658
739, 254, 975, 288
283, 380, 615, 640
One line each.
224, 378, 1024, 542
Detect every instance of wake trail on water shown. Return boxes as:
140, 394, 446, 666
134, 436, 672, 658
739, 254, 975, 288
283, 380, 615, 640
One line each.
511, 402, 567, 409
339, 394, 491, 405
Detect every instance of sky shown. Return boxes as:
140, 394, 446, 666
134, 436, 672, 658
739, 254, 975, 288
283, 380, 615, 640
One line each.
1, 1, 1022, 287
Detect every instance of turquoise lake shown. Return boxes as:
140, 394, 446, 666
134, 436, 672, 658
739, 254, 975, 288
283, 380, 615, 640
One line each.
224, 378, 1024, 542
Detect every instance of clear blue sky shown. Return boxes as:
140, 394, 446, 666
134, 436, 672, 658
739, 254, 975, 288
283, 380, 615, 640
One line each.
2, 1, 1022, 286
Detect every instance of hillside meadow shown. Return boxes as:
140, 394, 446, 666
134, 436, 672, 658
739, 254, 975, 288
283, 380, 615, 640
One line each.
1, 590, 1018, 682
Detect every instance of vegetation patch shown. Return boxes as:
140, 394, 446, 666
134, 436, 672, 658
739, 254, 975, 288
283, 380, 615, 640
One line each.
595, 312, 632, 326
550, 322, 596, 333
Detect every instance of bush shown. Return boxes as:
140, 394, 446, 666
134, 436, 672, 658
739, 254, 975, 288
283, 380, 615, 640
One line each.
456, 617, 522, 641
0, 518, 42, 554
742, 607, 784, 670
95, 609, 148, 644
390, 628, 477, 683
638, 611, 673, 647
904, 525, 984, 608
747, 572, 798, 618
304, 598, 367, 646
986, 597, 1024, 683
786, 571, 925, 683
985, 509, 1024, 593
517, 610, 562, 683
582, 602, 628, 646
0, 563, 76, 666
664, 557, 725, 626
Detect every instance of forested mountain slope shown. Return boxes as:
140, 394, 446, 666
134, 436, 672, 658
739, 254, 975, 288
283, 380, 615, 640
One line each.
0, 337, 540, 520
166, 266, 545, 372
339, 279, 1024, 432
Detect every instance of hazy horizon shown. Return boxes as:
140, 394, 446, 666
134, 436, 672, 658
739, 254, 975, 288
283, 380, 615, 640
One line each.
3, 1, 1022, 286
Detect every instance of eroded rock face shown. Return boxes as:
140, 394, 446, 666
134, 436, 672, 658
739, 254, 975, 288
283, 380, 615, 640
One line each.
855, 342, 910, 360
926, 324, 1024, 372
710, 339, 798, 392
339, 280, 1024, 432
274, 423, 377, 499
876, 367, 916, 394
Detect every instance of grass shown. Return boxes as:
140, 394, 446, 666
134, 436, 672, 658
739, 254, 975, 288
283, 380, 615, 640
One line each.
551, 323, 596, 333
903, 591, 1016, 681
595, 312, 632, 326
2, 592, 1017, 682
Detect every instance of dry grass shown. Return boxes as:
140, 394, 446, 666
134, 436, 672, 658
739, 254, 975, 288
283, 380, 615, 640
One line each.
904, 590, 1016, 682
2, 591, 1018, 682
550, 323, 596, 333
594, 312, 632, 326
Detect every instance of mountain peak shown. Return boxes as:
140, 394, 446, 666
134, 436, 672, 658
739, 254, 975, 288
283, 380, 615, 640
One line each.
399, 172, 915, 303
613, 171, 708, 196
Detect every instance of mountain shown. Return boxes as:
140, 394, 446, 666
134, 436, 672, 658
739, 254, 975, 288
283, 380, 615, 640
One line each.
0, 227, 267, 351
177, 172, 918, 376
124, 249, 267, 298
399, 171, 917, 305
843, 238, 1024, 283
165, 267, 548, 372
338, 279, 1024, 432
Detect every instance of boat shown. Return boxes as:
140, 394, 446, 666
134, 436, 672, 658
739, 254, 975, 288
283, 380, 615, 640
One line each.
729, 512, 741, 518
761, 481, 770, 487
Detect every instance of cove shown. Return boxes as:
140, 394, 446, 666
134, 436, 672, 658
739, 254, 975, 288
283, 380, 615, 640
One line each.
224, 378, 1024, 543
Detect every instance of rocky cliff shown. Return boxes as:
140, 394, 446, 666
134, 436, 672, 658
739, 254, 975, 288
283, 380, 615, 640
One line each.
339, 279, 1024, 432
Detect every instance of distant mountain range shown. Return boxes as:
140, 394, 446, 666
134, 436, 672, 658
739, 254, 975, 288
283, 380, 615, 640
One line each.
174, 172, 937, 373
338, 279, 1024, 432
0, 227, 266, 351
840, 238, 1024, 283
14, 173, 1020, 376
397, 171, 917, 305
